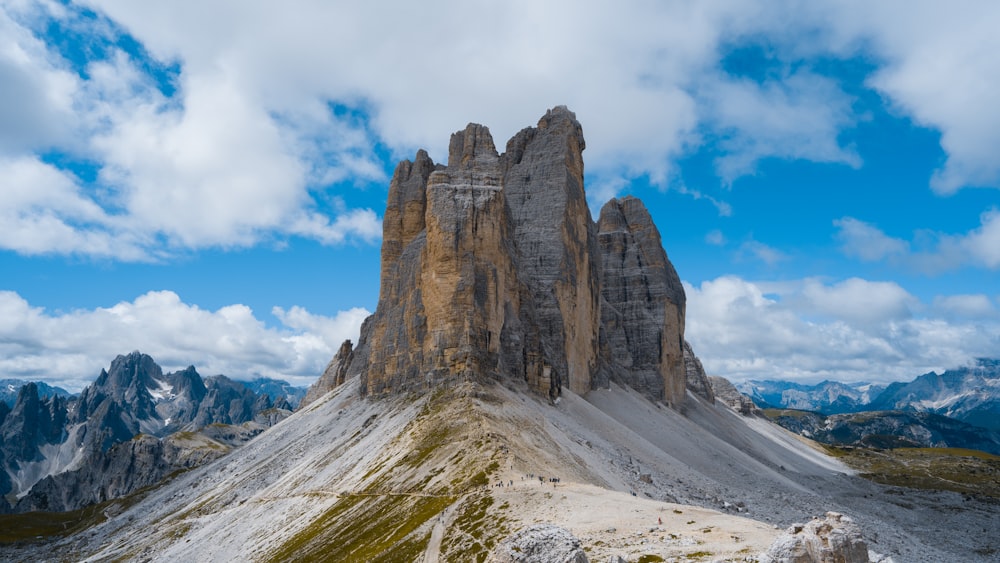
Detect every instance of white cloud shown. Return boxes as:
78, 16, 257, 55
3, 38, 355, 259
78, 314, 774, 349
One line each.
0, 290, 369, 390
703, 70, 861, 184
3, 0, 874, 259
834, 217, 909, 262
0, 3, 76, 152
835, 210, 1000, 272
0, 156, 149, 259
1, 0, 998, 260
685, 275, 998, 383
933, 294, 996, 320
799, 277, 915, 326
705, 230, 726, 246
804, 1, 1000, 194
739, 239, 788, 265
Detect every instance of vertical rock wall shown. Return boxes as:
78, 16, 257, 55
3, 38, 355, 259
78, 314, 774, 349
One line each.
597, 196, 687, 407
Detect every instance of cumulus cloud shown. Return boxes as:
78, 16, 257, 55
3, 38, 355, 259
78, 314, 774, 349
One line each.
835, 210, 1000, 272
685, 275, 999, 383
2, 0, 999, 260
0, 290, 369, 390
2, 0, 910, 261
932, 294, 996, 320
0, 3, 76, 152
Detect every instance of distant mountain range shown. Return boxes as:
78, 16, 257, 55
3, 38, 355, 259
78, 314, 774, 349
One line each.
0, 352, 305, 513
738, 358, 1000, 431
764, 409, 1000, 455
244, 377, 308, 409
0, 380, 71, 408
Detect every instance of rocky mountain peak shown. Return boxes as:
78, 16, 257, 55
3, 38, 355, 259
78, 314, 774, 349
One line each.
333, 107, 691, 408
448, 122, 499, 168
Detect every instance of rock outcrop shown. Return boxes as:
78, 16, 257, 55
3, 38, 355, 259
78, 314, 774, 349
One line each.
683, 340, 715, 404
300, 340, 354, 408
339, 107, 691, 407
762, 512, 871, 563
710, 376, 760, 416
488, 524, 590, 563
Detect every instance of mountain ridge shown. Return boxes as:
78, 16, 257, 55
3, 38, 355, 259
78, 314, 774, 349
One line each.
739, 358, 1000, 432
0, 351, 288, 512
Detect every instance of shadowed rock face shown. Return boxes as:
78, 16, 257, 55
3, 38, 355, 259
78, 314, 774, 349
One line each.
343, 107, 690, 406
598, 196, 687, 406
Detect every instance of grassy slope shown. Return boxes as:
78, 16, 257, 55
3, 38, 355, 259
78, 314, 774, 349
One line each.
826, 446, 1000, 498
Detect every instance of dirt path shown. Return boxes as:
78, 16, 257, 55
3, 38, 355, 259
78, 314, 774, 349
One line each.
422, 496, 464, 563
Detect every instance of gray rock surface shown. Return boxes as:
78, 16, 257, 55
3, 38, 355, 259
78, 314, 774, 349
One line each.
684, 340, 714, 404
488, 523, 589, 563
597, 196, 686, 407
762, 511, 870, 563
301, 339, 354, 408
710, 375, 760, 416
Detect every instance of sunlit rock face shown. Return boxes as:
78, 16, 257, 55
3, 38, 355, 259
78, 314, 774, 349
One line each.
345, 106, 689, 407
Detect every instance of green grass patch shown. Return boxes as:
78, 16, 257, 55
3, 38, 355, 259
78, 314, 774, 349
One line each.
0, 465, 188, 545
267, 492, 455, 562
0, 503, 108, 543
827, 445, 1000, 498
441, 493, 509, 562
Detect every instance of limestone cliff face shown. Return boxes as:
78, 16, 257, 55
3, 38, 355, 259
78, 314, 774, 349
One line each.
597, 196, 686, 407
339, 107, 695, 407
502, 110, 599, 396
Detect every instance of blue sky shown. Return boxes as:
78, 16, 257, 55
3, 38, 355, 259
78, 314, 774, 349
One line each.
1, 1, 998, 390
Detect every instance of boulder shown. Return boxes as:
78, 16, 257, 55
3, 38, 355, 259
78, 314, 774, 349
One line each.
762, 511, 870, 563
488, 523, 589, 563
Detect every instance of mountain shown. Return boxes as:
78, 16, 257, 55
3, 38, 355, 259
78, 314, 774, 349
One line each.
739, 359, 1000, 432
348, 106, 687, 407
765, 409, 1000, 455
738, 380, 885, 414
869, 359, 1000, 431
2, 108, 995, 561
0, 352, 285, 513
244, 377, 305, 409
0, 379, 71, 408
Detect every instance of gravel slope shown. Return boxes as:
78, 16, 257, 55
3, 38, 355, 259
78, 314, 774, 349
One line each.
5, 379, 995, 561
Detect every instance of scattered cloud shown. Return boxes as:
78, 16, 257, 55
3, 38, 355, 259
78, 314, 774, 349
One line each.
835, 210, 1000, 272
705, 229, 726, 246
834, 217, 909, 262
0, 290, 369, 390
685, 275, 999, 384
739, 239, 788, 265
702, 70, 862, 185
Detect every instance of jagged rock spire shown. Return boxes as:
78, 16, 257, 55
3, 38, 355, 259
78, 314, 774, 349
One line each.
337, 107, 690, 407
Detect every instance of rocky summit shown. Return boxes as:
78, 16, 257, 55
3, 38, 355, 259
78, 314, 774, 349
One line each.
346, 106, 689, 407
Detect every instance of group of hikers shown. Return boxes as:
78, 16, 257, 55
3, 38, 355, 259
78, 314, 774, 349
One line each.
488, 473, 563, 490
